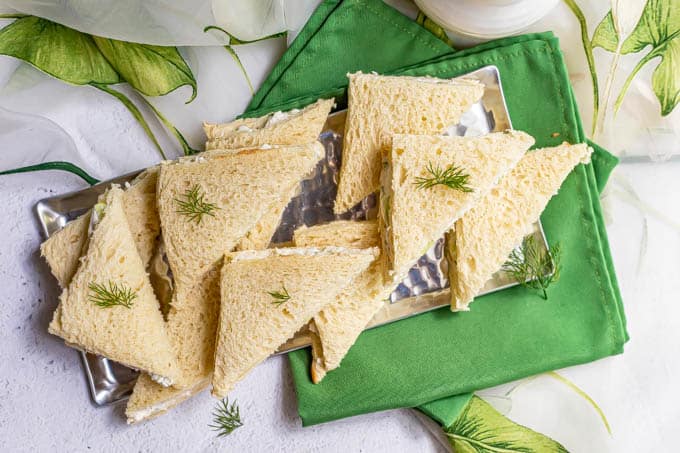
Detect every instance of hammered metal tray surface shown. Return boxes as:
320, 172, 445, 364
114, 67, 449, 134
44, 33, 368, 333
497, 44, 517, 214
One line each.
35, 65, 550, 406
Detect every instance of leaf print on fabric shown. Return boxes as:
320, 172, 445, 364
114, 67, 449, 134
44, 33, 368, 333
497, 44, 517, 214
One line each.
140, 97, 200, 155
204, 25, 287, 95
92, 37, 197, 103
592, 0, 680, 115
446, 396, 569, 453
91, 83, 166, 159
563, 0, 600, 136
0, 16, 120, 85
415, 12, 454, 48
0, 161, 99, 185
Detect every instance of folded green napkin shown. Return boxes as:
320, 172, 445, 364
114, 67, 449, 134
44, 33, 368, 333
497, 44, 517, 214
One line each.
243, 0, 627, 427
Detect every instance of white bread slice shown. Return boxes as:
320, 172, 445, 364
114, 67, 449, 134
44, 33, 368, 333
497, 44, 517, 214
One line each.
40, 167, 160, 289
121, 168, 161, 266
126, 145, 320, 423
234, 182, 297, 250
125, 214, 279, 424
294, 221, 395, 383
380, 131, 535, 282
211, 246, 378, 398
48, 186, 180, 385
204, 98, 334, 149
40, 212, 91, 289
157, 144, 324, 305
334, 72, 485, 214
125, 373, 210, 424
449, 142, 592, 310
125, 267, 220, 423
45, 168, 161, 338
293, 220, 379, 250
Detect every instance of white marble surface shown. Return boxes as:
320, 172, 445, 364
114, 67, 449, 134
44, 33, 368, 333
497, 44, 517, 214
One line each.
1, 1, 678, 452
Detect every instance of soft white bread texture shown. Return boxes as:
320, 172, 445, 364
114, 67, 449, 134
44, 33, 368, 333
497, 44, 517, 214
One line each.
211, 246, 378, 398
125, 267, 220, 423
380, 131, 535, 282
122, 168, 162, 265
157, 144, 324, 304
43, 168, 161, 337
40, 212, 91, 288
294, 221, 394, 383
294, 220, 379, 250
449, 142, 592, 310
235, 182, 297, 250
126, 374, 209, 424
334, 72, 485, 214
40, 167, 160, 289
125, 213, 279, 424
48, 186, 180, 385
126, 145, 319, 423
204, 98, 334, 149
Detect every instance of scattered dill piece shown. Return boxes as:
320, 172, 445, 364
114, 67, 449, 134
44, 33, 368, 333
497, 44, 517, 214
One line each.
88, 281, 137, 309
414, 162, 473, 192
209, 398, 243, 437
502, 236, 561, 300
175, 184, 219, 224
267, 284, 291, 307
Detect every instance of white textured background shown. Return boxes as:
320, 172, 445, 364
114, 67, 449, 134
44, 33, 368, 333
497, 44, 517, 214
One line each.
1, 1, 679, 452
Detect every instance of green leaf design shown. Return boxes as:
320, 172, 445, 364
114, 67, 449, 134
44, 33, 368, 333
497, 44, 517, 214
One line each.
0, 161, 99, 185
0, 17, 120, 85
140, 97, 200, 155
415, 12, 454, 47
546, 372, 612, 435
91, 83, 166, 159
92, 37, 197, 103
203, 25, 287, 95
0, 14, 28, 19
204, 25, 286, 46
563, 0, 599, 137
446, 396, 569, 453
592, 0, 680, 115
224, 45, 254, 94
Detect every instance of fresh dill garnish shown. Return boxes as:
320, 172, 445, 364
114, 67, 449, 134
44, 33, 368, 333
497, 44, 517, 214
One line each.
267, 284, 291, 307
174, 184, 219, 224
209, 398, 243, 437
414, 162, 473, 192
502, 235, 561, 300
88, 281, 137, 308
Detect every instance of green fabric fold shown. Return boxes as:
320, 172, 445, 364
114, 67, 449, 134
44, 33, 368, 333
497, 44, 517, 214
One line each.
243, 0, 626, 427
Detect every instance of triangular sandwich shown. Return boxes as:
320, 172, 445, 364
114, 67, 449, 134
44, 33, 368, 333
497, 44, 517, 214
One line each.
334, 72, 485, 214
48, 185, 180, 386
380, 131, 535, 282
293, 220, 394, 383
126, 131, 325, 423
204, 98, 334, 150
211, 246, 378, 398
45, 168, 161, 339
125, 267, 220, 423
448, 142, 592, 310
41, 167, 160, 289
157, 143, 324, 305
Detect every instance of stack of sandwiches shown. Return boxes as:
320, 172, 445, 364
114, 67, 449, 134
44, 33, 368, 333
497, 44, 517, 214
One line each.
41, 71, 592, 423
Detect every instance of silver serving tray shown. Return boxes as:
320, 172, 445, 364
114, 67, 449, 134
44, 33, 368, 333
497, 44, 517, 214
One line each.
35, 65, 550, 406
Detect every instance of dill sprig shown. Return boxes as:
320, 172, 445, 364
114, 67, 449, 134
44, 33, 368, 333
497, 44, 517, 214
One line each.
414, 162, 473, 192
209, 398, 243, 437
88, 281, 137, 308
175, 184, 219, 224
267, 284, 291, 307
502, 235, 561, 300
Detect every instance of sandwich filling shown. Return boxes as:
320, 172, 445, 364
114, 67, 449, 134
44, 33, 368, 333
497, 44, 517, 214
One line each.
127, 378, 209, 424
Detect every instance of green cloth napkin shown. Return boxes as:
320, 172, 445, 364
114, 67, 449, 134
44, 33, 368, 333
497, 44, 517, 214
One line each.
243, 0, 627, 427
